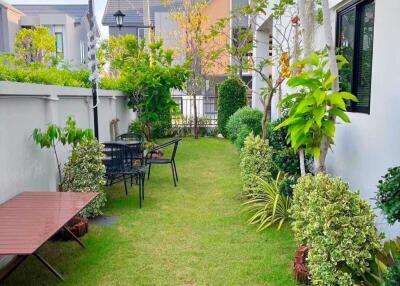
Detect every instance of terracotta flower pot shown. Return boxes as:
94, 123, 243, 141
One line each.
53, 216, 89, 240
293, 245, 311, 284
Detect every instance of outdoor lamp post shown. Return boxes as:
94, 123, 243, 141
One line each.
114, 10, 125, 30
87, 0, 99, 139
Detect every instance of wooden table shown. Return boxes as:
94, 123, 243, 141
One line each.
0, 191, 98, 282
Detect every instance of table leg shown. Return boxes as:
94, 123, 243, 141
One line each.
0, 255, 28, 282
33, 253, 64, 281
62, 226, 85, 249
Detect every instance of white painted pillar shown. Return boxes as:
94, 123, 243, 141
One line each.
45, 93, 59, 191
252, 28, 269, 111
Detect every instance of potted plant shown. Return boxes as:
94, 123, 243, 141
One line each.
32, 117, 94, 191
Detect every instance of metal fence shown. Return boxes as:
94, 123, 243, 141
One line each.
172, 95, 252, 128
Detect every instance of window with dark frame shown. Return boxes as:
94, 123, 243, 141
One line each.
336, 0, 375, 114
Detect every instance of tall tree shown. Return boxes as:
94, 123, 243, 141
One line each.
213, 0, 297, 140
14, 26, 56, 65
315, 0, 341, 173
167, 0, 225, 138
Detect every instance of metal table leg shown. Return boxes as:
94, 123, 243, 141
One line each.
0, 255, 28, 282
33, 253, 64, 281
62, 226, 85, 249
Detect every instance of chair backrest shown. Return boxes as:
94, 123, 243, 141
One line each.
147, 138, 181, 161
170, 138, 181, 161
115, 132, 144, 142
102, 143, 132, 174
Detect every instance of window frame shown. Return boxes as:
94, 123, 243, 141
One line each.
336, 0, 375, 114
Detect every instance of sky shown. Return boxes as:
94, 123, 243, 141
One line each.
8, 0, 109, 38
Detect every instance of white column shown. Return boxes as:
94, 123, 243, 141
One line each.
45, 93, 59, 191
252, 28, 269, 111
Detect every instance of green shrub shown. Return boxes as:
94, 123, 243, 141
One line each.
217, 77, 247, 137
292, 174, 382, 286
239, 133, 276, 193
376, 167, 400, 224
226, 107, 263, 149
242, 173, 292, 231
0, 59, 93, 88
62, 139, 107, 218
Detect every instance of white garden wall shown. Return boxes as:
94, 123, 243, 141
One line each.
0, 81, 135, 204
252, 0, 400, 238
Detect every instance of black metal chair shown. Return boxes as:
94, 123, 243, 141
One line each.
102, 143, 148, 208
115, 132, 144, 143
146, 138, 182, 187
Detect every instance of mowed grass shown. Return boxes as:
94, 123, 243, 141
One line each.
4, 138, 297, 286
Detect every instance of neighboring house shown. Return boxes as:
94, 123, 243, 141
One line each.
102, 0, 252, 123
0, 0, 24, 53
0, 1, 99, 67
252, 0, 400, 238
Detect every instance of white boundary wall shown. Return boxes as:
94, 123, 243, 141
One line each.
0, 81, 135, 203
252, 0, 400, 238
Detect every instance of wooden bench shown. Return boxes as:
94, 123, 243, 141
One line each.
0, 191, 98, 282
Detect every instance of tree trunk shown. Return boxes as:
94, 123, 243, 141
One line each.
261, 94, 272, 140
297, 0, 315, 176
315, 0, 340, 173
299, 149, 306, 176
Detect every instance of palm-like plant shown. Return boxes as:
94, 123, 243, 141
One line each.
242, 173, 292, 231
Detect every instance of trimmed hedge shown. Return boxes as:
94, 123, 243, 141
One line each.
217, 77, 247, 137
225, 107, 263, 149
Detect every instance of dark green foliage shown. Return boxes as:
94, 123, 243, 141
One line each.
268, 116, 290, 150
268, 116, 312, 196
225, 106, 263, 149
151, 111, 172, 139
383, 264, 400, 286
235, 126, 251, 150
217, 77, 247, 137
376, 167, 400, 224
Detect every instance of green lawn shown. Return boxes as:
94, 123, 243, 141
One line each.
5, 138, 297, 286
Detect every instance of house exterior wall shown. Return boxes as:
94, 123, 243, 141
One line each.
252, 0, 400, 238
203, 0, 231, 76
0, 4, 23, 53
0, 81, 135, 204
0, 4, 92, 68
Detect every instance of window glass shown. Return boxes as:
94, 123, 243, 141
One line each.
338, 8, 355, 93
336, 0, 375, 113
55, 32, 63, 54
355, 2, 375, 109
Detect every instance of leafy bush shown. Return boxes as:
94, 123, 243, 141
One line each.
225, 107, 263, 149
292, 174, 382, 286
376, 167, 400, 224
242, 173, 292, 231
62, 139, 106, 218
239, 133, 276, 193
217, 77, 247, 137
0, 60, 92, 88
101, 36, 190, 142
